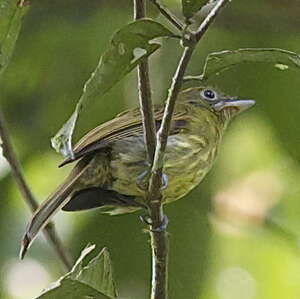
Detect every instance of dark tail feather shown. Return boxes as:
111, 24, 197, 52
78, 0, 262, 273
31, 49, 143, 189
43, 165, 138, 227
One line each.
20, 159, 90, 259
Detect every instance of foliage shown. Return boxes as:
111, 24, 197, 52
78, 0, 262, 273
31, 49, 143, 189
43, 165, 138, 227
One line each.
37, 245, 116, 299
0, 0, 28, 75
51, 19, 176, 159
188, 48, 300, 81
181, 0, 208, 20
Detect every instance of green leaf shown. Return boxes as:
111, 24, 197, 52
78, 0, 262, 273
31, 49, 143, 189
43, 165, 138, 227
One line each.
37, 279, 110, 299
188, 48, 300, 81
181, 0, 208, 19
51, 19, 176, 158
69, 246, 118, 299
37, 245, 117, 299
0, 0, 28, 76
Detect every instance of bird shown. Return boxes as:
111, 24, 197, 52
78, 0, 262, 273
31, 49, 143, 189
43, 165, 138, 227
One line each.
20, 86, 255, 258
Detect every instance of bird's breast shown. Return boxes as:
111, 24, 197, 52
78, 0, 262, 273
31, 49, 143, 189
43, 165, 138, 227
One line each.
109, 125, 222, 202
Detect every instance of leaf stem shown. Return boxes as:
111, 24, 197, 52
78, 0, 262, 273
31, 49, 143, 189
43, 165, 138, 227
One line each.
148, 0, 184, 31
0, 109, 72, 271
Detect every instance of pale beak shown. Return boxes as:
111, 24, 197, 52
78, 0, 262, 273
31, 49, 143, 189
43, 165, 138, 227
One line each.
214, 99, 255, 114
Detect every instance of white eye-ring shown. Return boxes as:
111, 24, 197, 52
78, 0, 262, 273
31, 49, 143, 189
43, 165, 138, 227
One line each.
202, 89, 216, 100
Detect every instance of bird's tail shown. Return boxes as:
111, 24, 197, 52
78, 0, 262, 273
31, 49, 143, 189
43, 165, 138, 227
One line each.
20, 159, 90, 259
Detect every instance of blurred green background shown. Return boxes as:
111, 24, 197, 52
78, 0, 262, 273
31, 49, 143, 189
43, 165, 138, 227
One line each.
1, 0, 300, 298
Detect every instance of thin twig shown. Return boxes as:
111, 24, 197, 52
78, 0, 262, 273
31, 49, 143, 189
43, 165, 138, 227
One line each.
150, 0, 230, 177
194, 0, 230, 41
134, 1, 168, 298
146, 0, 231, 297
149, 0, 184, 31
146, 47, 194, 299
0, 109, 72, 271
134, 0, 157, 162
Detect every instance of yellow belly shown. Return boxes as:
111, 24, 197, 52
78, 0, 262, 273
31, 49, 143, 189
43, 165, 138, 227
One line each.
109, 133, 219, 203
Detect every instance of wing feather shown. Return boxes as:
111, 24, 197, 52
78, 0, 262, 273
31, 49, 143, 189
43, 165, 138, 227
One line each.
60, 104, 189, 167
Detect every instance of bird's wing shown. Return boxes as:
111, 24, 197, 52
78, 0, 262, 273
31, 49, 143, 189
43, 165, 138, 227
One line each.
60, 104, 189, 166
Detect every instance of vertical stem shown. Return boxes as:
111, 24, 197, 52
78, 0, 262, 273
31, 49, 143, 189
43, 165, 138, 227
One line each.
150, 221, 168, 299
134, 0, 230, 298
134, 0, 157, 162
150, 46, 194, 177
137, 62, 157, 161
134, 1, 169, 298
146, 0, 231, 297
146, 47, 195, 299
0, 109, 72, 271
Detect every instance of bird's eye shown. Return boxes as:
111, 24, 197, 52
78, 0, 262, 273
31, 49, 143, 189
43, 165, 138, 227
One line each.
203, 89, 216, 100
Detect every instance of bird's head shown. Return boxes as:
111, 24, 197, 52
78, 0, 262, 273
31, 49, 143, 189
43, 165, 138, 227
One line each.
180, 86, 255, 121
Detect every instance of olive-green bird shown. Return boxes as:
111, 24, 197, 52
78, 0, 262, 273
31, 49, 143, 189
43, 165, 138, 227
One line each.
20, 86, 254, 258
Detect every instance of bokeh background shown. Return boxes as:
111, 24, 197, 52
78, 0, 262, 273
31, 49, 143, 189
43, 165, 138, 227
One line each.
1, 1, 300, 298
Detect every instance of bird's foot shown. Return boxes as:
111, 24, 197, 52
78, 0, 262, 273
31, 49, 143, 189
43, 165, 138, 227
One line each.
139, 214, 169, 232
136, 169, 169, 191
136, 169, 150, 190
161, 173, 168, 190
139, 214, 152, 225
151, 214, 169, 232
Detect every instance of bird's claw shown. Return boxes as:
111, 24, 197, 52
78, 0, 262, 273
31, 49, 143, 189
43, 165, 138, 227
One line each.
161, 173, 168, 190
140, 214, 169, 232
151, 214, 169, 232
136, 169, 169, 191
136, 170, 150, 190
139, 214, 152, 226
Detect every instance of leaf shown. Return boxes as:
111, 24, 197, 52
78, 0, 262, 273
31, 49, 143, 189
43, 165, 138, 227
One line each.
37, 245, 117, 299
51, 111, 78, 159
51, 19, 176, 159
192, 48, 300, 81
68, 243, 97, 275
37, 279, 110, 299
0, 0, 28, 76
181, 0, 208, 19
69, 246, 118, 299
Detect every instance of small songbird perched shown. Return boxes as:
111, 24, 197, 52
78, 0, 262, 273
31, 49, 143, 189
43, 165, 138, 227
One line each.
20, 86, 255, 258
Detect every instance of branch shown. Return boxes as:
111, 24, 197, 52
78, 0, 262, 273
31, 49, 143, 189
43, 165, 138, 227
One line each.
147, 0, 231, 296
134, 1, 230, 298
134, 1, 169, 299
134, 0, 157, 162
194, 0, 230, 41
146, 48, 194, 299
134, 0, 170, 298
150, 0, 231, 182
148, 0, 184, 31
0, 109, 72, 271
